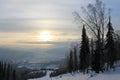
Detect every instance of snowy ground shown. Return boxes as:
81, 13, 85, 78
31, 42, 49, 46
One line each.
29, 67, 120, 80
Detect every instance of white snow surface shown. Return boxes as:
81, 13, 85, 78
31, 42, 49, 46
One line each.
29, 67, 120, 80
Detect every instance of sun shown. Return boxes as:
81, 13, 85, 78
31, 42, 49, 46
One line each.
39, 31, 52, 41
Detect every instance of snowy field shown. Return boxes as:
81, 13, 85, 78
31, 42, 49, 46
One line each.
29, 67, 120, 80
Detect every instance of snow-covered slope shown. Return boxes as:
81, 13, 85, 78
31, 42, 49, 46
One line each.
29, 67, 120, 80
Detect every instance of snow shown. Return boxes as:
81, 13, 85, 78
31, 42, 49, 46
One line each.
28, 67, 120, 80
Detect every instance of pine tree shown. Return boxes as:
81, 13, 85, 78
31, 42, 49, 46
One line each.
6, 64, 10, 80
12, 69, 17, 80
91, 34, 104, 73
68, 49, 74, 73
3, 62, 6, 80
0, 61, 2, 76
91, 47, 102, 73
105, 16, 116, 70
0, 61, 18, 80
73, 46, 78, 71
79, 25, 90, 74
90, 39, 94, 69
0, 61, 3, 79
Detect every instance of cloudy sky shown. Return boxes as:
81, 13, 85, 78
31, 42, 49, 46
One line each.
0, 0, 120, 63
0, 0, 120, 46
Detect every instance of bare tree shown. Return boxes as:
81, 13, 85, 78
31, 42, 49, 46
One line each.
73, 0, 108, 44
73, 0, 110, 73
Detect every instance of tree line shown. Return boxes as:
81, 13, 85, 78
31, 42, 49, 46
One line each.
0, 61, 17, 80
66, 0, 120, 74
67, 16, 120, 74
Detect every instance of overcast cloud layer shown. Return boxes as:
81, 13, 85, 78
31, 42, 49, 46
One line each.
0, 0, 119, 32
0, 0, 119, 64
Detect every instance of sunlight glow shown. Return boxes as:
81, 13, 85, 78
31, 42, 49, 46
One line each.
39, 31, 53, 42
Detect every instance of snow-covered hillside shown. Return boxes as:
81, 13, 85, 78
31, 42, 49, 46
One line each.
29, 67, 120, 80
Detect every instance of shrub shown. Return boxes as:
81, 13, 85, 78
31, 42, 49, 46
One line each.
50, 68, 67, 77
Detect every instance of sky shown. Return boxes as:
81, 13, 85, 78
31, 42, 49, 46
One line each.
0, 0, 120, 63
0, 0, 120, 45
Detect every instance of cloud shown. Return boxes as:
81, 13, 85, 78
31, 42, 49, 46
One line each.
0, 0, 85, 34
0, 0, 91, 19
0, 0, 119, 33
16, 41, 68, 45
0, 0, 119, 34
0, 20, 39, 32
0, 42, 70, 63
0, 18, 79, 32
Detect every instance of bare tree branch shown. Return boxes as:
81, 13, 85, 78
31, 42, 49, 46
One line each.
73, 0, 108, 42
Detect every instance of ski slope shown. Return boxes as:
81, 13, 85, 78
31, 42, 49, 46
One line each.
29, 67, 120, 80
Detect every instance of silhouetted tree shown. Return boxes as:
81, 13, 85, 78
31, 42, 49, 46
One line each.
0, 61, 19, 80
114, 31, 120, 60
105, 16, 116, 70
0, 61, 3, 79
73, 46, 78, 71
79, 25, 90, 74
3, 62, 6, 80
91, 28, 105, 73
68, 50, 74, 73
73, 0, 108, 47
90, 39, 94, 68
12, 69, 17, 80
6, 64, 10, 80
92, 44, 103, 73
73, 0, 108, 73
